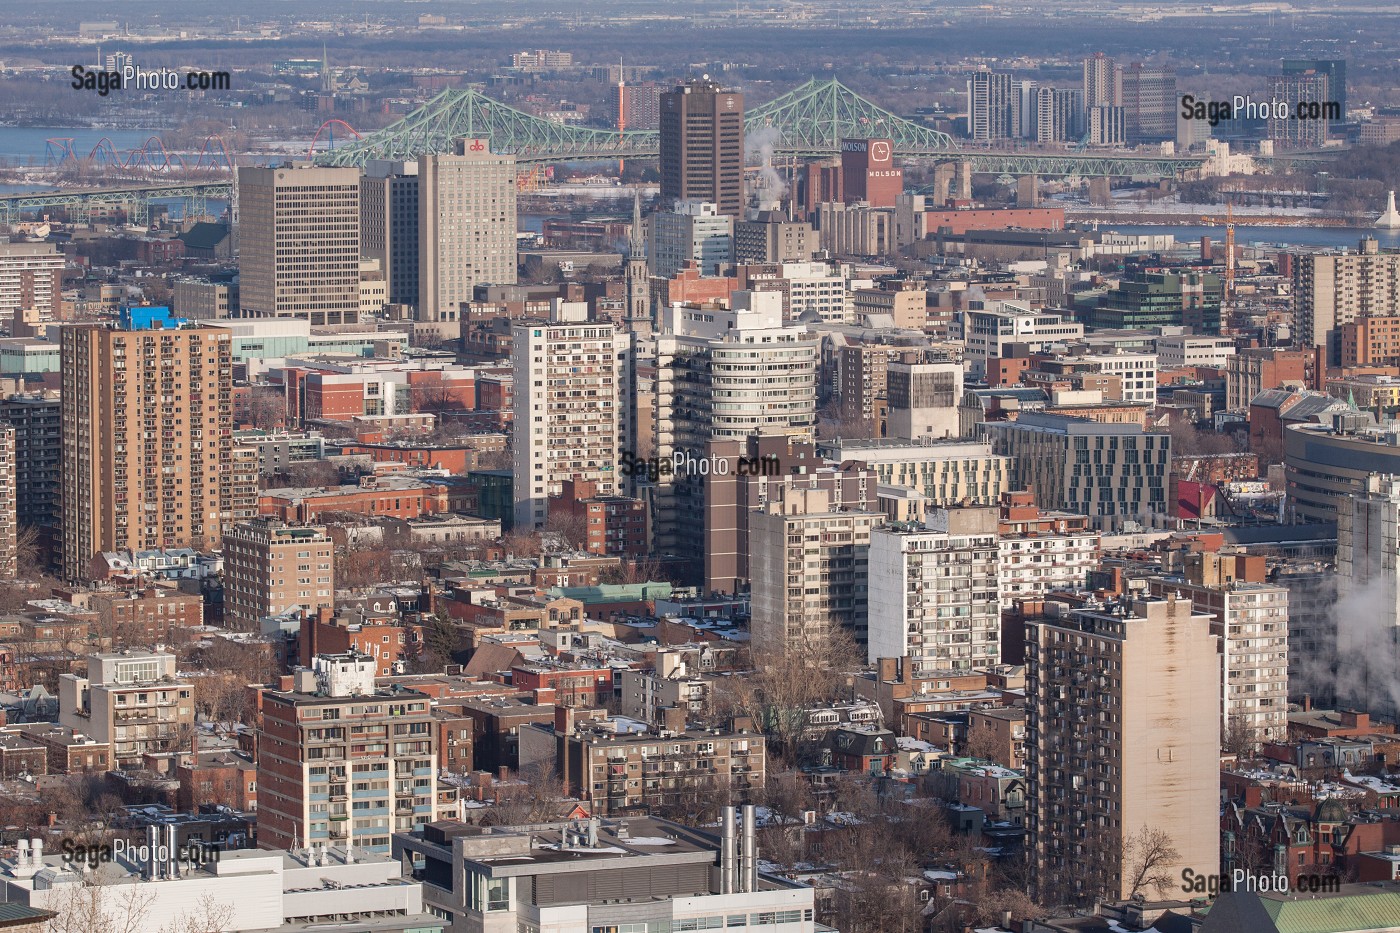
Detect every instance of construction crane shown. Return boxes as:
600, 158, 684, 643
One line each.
1199, 203, 1236, 332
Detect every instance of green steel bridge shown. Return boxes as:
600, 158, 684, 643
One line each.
0, 181, 232, 226
0, 78, 1210, 223
318, 77, 1206, 178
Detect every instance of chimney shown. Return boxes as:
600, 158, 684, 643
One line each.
878, 657, 899, 683
720, 806, 737, 894
498, 765, 509, 782
1302, 694, 1312, 712
661, 705, 687, 736
741, 804, 758, 893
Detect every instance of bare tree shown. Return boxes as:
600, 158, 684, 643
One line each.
246, 385, 287, 432
544, 509, 588, 551
1124, 825, 1181, 900
47, 874, 157, 933
158, 893, 236, 933
481, 766, 572, 826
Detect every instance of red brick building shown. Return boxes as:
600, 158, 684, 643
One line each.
258, 477, 450, 522
548, 478, 647, 557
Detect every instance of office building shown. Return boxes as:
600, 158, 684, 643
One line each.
1284, 417, 1400, 522
1268, 72, 1332, 147
417, 138, 517, 321
512, 303, 631, 529
2, 843, 437, 933
750, 486, 880, 657
0, 392, 55, 532
58, 650, 194, 766
840, 137, 903, 207
1148, 554, 1289, 745
649, 200, 734, 279
817, 437, 1010, 506
61, 308, 233, 583
1283, 58, 1346, 117
886, 359, 962, 440
734, 211, 816, 265
1027, 595, 1219, 906
0, 242, 64, 324
223, 519, 335, 633
359, 159, 420, 308
237, 163, 361, 325
867, 508, 1001, 672
1295, 244, 1400, 366
393, 812, 816, 933
172, 276, 238, 319
983, 412, 1170, 531
954, 303, 1083, 381
967, 69, 1015, 142
1120, 64, 1177, 143
1155, 334, 1236, 370
660, 77, 745, 217
258, 651, 437, 854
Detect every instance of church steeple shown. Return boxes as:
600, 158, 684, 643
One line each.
625, 190, 651, 332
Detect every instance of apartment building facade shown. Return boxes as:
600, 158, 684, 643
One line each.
223, 519, 335, 632
258, 652, 437, 854
58, 650, 194, 766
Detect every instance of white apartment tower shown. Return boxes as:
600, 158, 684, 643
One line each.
866, 507, 1002, 672
512, 302, 632, 529
418, 138, 518, 321
237, 164, 361, 325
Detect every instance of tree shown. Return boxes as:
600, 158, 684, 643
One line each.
246, 385, 287, 432
1124, 825, 1181, 900
158, 893, 236, 933
481, 766, 572, 826
47, 874, 157, 933
418, 612, 462, 672
544, 509, 588, 551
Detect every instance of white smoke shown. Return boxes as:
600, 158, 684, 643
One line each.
1294, 574, 1400, 720
745, 126, 787, 206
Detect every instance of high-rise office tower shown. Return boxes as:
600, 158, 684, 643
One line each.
866, 507, 1001, 672
512, 302, 632, 529
1268, 72, 1332, 148
359, 160, 420, 309
258, 652, 437, 854
237, 164, 361, 325
1119, 64, 1177, 143
659, 78, 745, 217
1295, 242, 1400, 366
0, 425, 14, 580
1027, 594, 1219, 906
61, 307, 233, 584
418, 138, 517, 322
1283, 58, 1346, 118
223, 519, 335, 632
967, 69, 1015, 142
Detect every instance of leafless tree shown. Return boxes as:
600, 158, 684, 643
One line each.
246, 385, 287, 432
1124, 825, 1181, 900
481, 766, 572, 826
157, 893, 236, 933
47, 872, 157, 933
544, 509, 588, 551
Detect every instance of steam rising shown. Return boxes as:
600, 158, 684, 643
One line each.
746, 126, 787, 207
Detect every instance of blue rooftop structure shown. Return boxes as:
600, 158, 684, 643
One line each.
119, 305, 189, 331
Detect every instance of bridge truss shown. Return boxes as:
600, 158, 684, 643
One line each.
0, 182, 232, 226
317, 78, 1203, 178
